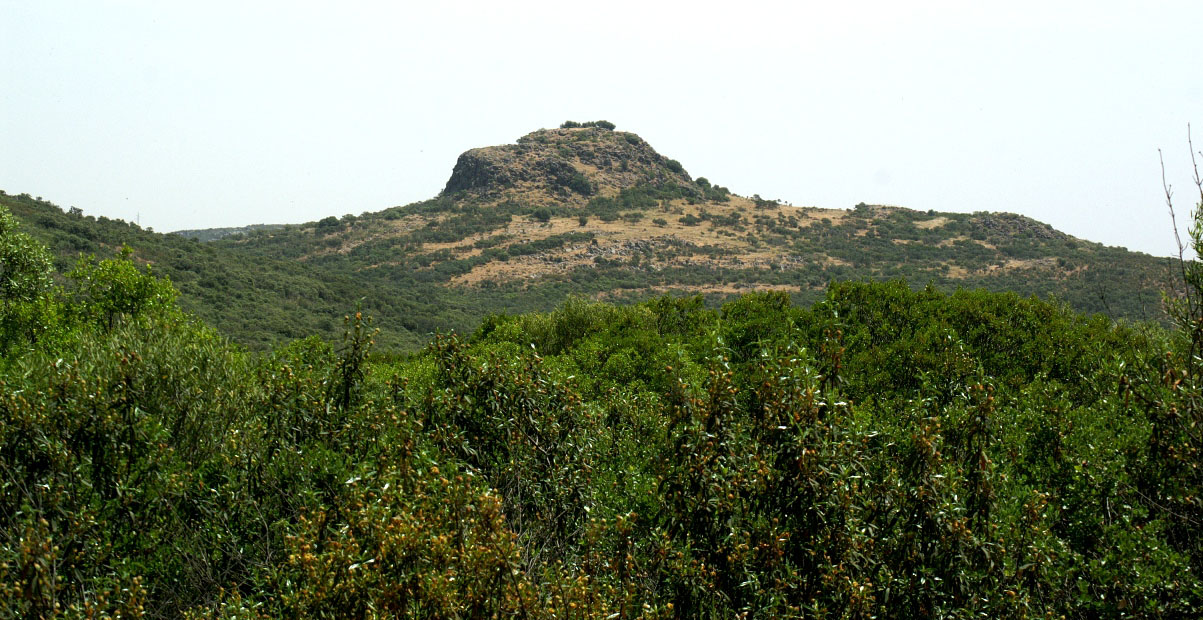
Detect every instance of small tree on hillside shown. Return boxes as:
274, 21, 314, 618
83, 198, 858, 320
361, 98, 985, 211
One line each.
0, 206, 54, 351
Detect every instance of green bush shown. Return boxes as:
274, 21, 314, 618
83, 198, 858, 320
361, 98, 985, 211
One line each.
560, 120, 616, 130
565, 171, 594, 196
0, 205, 55, 355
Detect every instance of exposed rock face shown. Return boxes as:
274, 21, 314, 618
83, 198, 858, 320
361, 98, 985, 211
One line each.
973, 213, 1066, 240
443, 150, 513, 194
441, 126, 694, 203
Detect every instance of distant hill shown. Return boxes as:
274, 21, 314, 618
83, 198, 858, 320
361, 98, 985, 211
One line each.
172, 223, 285, 242
2, 122, 1177, 349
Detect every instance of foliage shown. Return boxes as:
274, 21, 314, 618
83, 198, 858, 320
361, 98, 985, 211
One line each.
560, 120, 616, 130
2, 203, 1202, 617
0, 205, 55, 354
65, 246, 178, 332
3, 127, 1201, 617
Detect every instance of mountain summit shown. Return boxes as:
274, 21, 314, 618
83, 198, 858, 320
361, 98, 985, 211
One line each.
443, 123, 694, 204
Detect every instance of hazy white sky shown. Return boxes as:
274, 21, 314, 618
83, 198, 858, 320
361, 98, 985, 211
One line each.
3, 0, 1200, 256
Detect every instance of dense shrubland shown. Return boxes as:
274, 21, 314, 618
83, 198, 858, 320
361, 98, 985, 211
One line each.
3, 201, 1203, 618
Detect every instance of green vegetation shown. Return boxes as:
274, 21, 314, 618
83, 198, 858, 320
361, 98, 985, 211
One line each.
0, 192, 442, 350
695, 177, 732, 202
3, 197, 1203, 617
173, 223, 285, 242
9, 180, 1170, 357
0, 113, 1174, 358
0, 205, 54, 352
564, 171, 594, 196
560, 120, 617, 130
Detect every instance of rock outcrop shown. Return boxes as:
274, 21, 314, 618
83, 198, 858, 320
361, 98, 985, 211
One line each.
442, 126, 695, 203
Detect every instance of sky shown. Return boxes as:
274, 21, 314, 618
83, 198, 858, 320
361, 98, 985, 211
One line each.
3, 0, 1201, 257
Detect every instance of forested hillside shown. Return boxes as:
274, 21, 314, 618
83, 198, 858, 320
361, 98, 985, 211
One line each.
1, 191, 437, 349
3, 201, 1202, 617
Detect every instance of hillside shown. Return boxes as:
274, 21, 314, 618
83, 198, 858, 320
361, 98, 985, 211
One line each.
0, 192, 432, 349
3, 122, 1175, 348
173, 223, 285, 242
4, 125, 1203, 617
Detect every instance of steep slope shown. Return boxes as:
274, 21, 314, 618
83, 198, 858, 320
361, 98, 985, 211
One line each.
5, 122, 1177, 349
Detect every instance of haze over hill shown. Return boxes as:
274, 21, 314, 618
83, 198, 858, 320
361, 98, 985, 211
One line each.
5, 122, 1175, 349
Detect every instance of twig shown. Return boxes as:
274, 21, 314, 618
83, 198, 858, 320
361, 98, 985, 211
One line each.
1164, 148, 1186, 263
1191, 123, 1203, 208
1163, 141, 1198, 320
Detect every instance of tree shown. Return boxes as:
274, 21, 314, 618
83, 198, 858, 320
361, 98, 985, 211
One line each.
66, 245, 178, 332
1162, 125, 1203, 335
0, 206, 51, 307
1133, 124, 1203, 586
316, 215, 340, 232
0, 206, 54, 351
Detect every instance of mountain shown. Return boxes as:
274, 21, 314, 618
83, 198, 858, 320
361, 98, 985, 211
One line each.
2, 122, 1176, 349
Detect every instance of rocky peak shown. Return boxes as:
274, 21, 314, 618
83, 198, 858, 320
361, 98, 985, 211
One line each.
442, 123, 695, 204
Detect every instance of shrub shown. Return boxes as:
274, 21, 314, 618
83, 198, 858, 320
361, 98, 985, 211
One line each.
566, 172, 594, 196
65, 247, 179, 332
316, 215, 340, 232
0, 206, 55, 353
560, 120, 616, 130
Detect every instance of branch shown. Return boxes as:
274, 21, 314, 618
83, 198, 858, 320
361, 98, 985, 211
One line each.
1163, 149, 1192, 314
1163, 149, 1185, 260
1191, 123, 1203, 211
